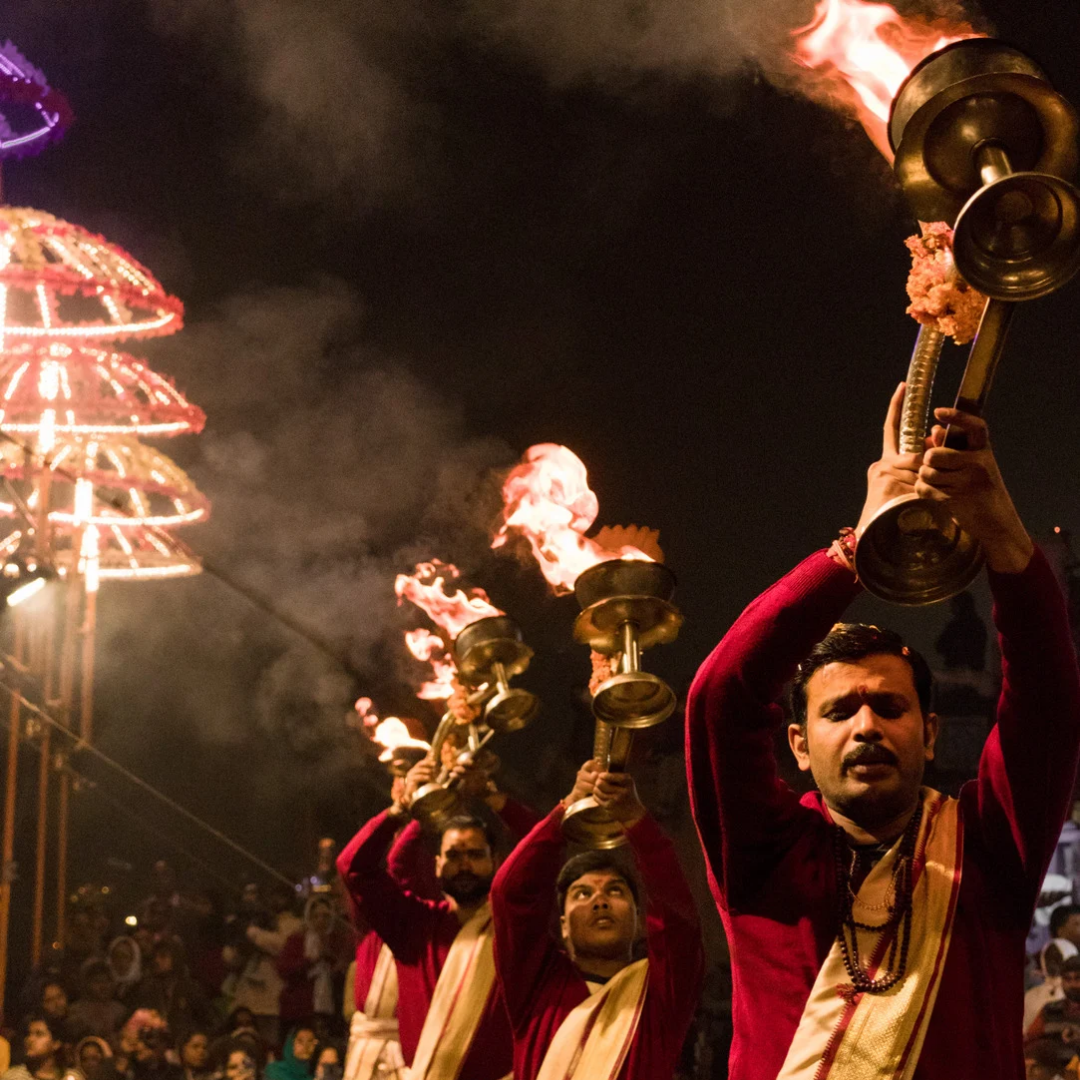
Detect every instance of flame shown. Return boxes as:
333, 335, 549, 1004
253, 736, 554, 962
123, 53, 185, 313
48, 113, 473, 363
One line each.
404, 627, 458, 701
492, 443, 654, 595
791, 0, 978, 160
395, 559, 503, 639
351, 697, 429, 759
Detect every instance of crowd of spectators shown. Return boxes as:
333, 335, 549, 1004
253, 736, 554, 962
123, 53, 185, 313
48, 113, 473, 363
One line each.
1, 857, 355, 1080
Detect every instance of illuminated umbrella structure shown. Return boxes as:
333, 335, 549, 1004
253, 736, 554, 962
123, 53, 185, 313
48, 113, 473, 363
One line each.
0, 47, 208, 993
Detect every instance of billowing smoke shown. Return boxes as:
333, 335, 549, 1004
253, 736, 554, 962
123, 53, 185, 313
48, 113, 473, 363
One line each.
149, 0, 985, 207
92, 282, 512, 796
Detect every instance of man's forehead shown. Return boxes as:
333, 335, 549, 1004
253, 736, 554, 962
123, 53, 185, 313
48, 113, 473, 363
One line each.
570, 870, 629, 891
806, 654, 917, 700
441, 827, 489, 852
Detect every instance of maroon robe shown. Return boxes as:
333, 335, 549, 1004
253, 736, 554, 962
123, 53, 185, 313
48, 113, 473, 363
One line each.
490, 805, 703, 1080
338, 799, 538, 1079
686, 546, 1080, 1079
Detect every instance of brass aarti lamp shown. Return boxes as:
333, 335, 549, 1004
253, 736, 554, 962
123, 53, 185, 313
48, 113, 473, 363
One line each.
563, 559, 683, 848
857, 39, 1080, 605
409, 616, 539, 826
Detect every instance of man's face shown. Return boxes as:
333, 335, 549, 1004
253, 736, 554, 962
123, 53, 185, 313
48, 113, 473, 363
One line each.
436, 828, 495, 906
308, 903, 332, 936
42, 984, 67, 1018
1061, 914, 1080, 947
79, 1043, 105, 1072
152, 948, 174, 976
789, 655, 937, 829
292, 1029, 317, 1062
88, 972, 113, 1002
24, 1021, 57, 1064
560, 870, 638, 964
111, 940, 136, 973
1064, 969, 1080, 1004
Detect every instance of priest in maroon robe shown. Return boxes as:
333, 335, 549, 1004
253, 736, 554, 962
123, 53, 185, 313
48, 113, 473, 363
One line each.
490, 760, 703, 1080
339, 758, 537, 1080
686, 387, 1080, 1079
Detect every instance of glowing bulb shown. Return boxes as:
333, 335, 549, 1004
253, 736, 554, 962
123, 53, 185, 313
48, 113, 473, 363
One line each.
7, 576, 47, 607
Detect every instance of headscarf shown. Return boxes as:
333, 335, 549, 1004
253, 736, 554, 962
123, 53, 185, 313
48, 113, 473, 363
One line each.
302, 899, 334, 1017
68, 1036, 115, 1080
263, 1030, 313, 1080
107, 936, 143, 990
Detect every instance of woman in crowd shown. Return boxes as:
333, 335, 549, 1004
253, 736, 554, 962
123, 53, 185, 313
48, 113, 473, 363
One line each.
263, 1027, 316, 1080
276, 902, 349, 1033
67, 1037, 115, 1080
176, 1033, 211, 1080
107, 941, 142, 1007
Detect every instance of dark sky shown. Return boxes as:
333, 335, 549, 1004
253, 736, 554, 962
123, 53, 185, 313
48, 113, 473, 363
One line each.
2, 0, 1080, 963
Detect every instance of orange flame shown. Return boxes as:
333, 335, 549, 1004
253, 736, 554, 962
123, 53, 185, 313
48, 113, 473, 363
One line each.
352, 697, 429, 759
395, 560, 503, 639
404, 627, 458, 701
791, 0, 978, 160
492, 444, 654, 595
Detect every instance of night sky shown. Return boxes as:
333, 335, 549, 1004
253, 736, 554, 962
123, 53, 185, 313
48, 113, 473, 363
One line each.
2, 0, 1080, 982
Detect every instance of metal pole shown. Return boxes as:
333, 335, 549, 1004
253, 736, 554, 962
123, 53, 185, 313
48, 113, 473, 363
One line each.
55, 573, 81, 950
0, 610, 26, 1015
31, 724, 49, 966
80, 586, 96, 746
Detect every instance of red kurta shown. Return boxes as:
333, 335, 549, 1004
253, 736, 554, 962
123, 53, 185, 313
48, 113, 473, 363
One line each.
338, 799, 539, 1079
490, 805, 703, 1080
340, 818, 438, 1011
685, 546, 1080, 1080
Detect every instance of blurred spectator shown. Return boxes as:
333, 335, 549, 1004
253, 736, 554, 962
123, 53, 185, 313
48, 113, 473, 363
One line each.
39, 985, 73, 1047
1044, 906, 1080, 978
263, 1028, 315, 1080
224, 885, 300, 1049
1026, 957, 1080, 1072
67, 961, 127, 1042
311, 1046, 340, 1080
276, 901, 350, 1031
106, 940, 142, 1006
297, 843, 338, 903
59, 911, 107, 991
2, 1015, 63, 1080
215, 1046, 255, 1080
68, 1037, 116, 1080
114, 1012, 180, 1080
175, 1032, 210, 1080
132, 943, 209, 1034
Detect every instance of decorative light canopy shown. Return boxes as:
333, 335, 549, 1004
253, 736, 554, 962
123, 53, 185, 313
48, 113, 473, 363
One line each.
0, 343, 205, 437
0, 42, 73, 161
0, 208, 184, 344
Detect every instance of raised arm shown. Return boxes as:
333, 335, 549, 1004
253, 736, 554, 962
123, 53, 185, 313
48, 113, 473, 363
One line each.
970, 548, 1080, 901
685, 552, 860, 905
336, 808, 433, 958
624, 813, 704, 1025
915, 407, 1080, 904
686, 382, 931, 909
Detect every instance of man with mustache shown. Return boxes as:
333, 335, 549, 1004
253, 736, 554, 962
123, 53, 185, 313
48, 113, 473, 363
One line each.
338, 757, 537, 1080
490, 759, 703, 1080
686, 385, 1080, 1080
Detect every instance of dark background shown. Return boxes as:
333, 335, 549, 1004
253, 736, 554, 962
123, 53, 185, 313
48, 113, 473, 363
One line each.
1, 0, 1079, 1039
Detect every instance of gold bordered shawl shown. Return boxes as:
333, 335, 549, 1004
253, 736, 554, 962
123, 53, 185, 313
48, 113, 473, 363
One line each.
777, 788, 963, 1080
344, 943, 405, 1080
535, 959, 649, 1080
408, 902, 498, 1080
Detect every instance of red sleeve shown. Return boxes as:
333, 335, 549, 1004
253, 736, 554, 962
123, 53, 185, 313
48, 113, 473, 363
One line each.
334, 809, 435, 958
276, 932, 307, 978
490, 804, 569, 1030
685, 550, 860, 910
496, 796, 542, 842
968, 546, 1080, 908
387, 820, 440, 899
624, 814, 704, 1023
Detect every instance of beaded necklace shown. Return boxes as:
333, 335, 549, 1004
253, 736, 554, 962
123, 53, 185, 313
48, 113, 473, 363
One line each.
832, 802, 923, 995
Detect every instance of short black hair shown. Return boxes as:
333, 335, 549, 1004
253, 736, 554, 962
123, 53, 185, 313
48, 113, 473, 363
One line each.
1064, 955, 1080, 975
21, 1012, 57, 1042
438, 814, 495, 850
1052, 904, 1080, 937
556, 851, 640, 913
789, 623, 933, 729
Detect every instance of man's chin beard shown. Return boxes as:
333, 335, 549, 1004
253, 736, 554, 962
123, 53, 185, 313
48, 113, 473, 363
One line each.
442, 875, 492, 906
830, 777, 920, 831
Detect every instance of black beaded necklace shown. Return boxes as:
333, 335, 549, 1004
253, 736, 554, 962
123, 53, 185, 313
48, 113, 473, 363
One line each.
832, 801, 923, 995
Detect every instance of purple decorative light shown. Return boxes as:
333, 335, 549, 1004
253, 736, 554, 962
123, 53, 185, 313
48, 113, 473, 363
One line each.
0, 42, 73, 162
